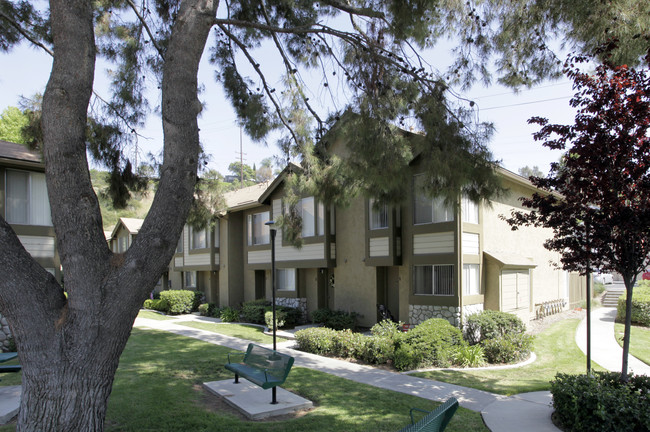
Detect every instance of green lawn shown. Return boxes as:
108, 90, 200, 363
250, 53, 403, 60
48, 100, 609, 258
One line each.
137, 310, 175, 320
614, 323, 650, 365
411, 319, 603, 395
0, 329, 488, 431
178, 321, 283, 345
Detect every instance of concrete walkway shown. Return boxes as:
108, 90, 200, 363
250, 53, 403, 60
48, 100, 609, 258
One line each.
575, 306, 650, 375
132, 315, 558, 431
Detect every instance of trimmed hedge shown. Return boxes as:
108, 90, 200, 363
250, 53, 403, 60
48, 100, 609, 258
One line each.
551, 372, 650, 432
220, 307, 240, 322
311, 308, 358, 330
143, 298, 170, 313
242, 299, 271, 324
464, 310, 526, 345
159, 290, 195, 315
481, 333, 533, 364
393, 318, 465, 370
617, 284, 650, 327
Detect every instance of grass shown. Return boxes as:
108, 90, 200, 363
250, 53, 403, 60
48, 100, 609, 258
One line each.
177, 321, 284, 345
614, 323, 650, 365
137, 310, 175, 320
411, 319, 603, 395
0, 329, 488, 431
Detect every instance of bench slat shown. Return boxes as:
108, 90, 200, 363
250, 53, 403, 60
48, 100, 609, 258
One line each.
398, 398, 459, 432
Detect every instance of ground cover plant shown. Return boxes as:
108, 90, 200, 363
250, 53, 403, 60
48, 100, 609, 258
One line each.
617, 282, 650, 327
411, 319, 603, 395
178, 321, 282, 345
0, 328, 487, 432
615, 323, 650, 366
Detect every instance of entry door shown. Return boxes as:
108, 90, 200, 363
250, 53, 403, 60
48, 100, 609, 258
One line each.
501, 270, 530, 312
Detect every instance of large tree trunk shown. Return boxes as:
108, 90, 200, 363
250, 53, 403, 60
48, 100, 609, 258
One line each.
0, 1, 219, 430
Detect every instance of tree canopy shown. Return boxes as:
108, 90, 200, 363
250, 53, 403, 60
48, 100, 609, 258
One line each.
506, 43, 650, 379
0, 106, 28, 144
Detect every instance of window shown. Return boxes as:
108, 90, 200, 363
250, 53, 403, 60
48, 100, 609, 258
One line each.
213, 220, 220, 248
5, 169, 52, 226
190, 227, 208, 249
462, 196, 479, 224
248, 211, 270, 245
276, 268, 296, 291
298, 197, 315, 237
184, 271, 196, 288
463, 264, 480, 295
414, 265, 454, 295
176, 233, 184, 253
369, 199, 389, 230
413, 175, 453, 224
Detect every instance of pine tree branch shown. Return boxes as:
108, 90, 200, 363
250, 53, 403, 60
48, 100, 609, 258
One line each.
125, 0, 165, 59
0, 10, 53, 55
216, 23, 300, 146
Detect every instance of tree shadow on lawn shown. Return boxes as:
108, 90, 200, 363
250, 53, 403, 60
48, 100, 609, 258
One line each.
104, 329, 486, 432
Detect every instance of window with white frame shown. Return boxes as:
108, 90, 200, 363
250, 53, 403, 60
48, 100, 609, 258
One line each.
184, 271, 197, 288
298, 197, 315, 237
413, 175, 454, 224
5, 169, 52, 226
248, 211, 270, 245
176, 233, 184, 253
463, 264, 480, 295
213, 220, 220, 248
276, 268, 296, 291
462, 196, 479, 224
369, 199, 389, 230
413, 265, 454, 295
190, 227, 209, 249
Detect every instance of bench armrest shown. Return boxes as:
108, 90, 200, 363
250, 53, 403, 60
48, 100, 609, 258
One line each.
409, 407, 429, 424
227, 351, 245, 364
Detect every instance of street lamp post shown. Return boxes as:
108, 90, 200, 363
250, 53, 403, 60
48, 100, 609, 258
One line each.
265, 220, 278, 404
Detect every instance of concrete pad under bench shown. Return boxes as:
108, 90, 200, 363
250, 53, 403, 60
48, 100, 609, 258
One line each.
203, 379, 313, 420
0, 386, 20, 424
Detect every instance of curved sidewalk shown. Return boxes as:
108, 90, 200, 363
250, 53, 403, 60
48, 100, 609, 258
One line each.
134, 315, 559, 431
575, 307, 650, 375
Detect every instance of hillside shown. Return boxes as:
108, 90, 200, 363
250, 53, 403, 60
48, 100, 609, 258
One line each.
90, 170, 155, 231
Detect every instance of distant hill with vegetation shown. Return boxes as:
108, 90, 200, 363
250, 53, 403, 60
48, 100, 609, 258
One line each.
90, 170, 155, 231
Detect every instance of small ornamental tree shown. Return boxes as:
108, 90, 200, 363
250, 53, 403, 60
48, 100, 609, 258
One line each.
506, 43, 650, 381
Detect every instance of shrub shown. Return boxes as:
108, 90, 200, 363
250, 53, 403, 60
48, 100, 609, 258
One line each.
294, 327, 337, 355
207, 303, 221, 318
192, 291, 204, 311
393, 318, 465, 371
143, 298, 169, 313
551, 372, 650, 432
464, 310, 526, 345
452, 344, 486, 368
311, 308, 358, 330
159, 290, 195, 315
265, 310, 287, 329
277, 306, 302, 327
371, 319, 403, 338
220, 307, 240, 322
481, 333, 533, 364
241, 299, 271, 324
617, 284, 650, 327
361, 335, 396, 365
198, 303, 209, 316
331, 330, 366, 358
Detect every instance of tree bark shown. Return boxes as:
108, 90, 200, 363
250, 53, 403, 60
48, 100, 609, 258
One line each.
621, 274, 635, 381
0, 1, 220, 430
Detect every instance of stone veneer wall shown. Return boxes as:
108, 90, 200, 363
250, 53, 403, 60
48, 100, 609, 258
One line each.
409, 304, 462, 327
0, 314, 13, 351
275, 297, 308, 321
462, 303, 484, 322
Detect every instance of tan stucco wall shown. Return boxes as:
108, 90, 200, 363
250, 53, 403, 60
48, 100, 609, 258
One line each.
482, 176, 570, 320
333, 197, 378, 327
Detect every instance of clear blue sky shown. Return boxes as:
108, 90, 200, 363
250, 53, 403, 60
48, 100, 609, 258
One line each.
0, 40, 574, 177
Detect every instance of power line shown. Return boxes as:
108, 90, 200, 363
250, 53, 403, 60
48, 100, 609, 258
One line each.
481, 96, 571, 111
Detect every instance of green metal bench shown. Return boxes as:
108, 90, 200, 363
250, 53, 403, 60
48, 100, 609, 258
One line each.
398, 397, 459, 432
224, 343, 294, 404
